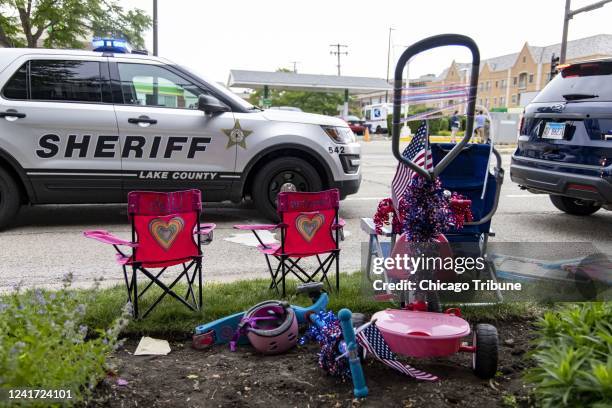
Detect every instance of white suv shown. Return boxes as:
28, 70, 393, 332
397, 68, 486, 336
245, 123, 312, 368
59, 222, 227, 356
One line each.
0, 47, 361, 228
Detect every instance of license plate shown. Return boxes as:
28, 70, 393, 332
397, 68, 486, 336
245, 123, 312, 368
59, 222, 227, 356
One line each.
542, 122, 565, 139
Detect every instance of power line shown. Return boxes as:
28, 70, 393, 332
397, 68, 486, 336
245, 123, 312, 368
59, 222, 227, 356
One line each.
329, 43, 348, 76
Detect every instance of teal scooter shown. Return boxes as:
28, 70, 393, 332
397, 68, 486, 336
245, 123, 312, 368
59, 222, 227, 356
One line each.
193, 283, 328, 348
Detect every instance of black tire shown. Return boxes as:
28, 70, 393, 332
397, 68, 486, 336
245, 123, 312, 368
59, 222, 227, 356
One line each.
549, 195, 601, 216
0, 167, 20, 230
252, 157, 323, 221
375, 125, 382, 134
426, 291, 441, 313
351, 313, 366, 328
472, 323, 498, 379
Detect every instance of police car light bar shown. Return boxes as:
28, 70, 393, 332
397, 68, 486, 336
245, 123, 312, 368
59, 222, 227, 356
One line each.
92, 37, 132, 54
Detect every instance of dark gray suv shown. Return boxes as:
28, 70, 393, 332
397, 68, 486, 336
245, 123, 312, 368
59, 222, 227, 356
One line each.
511, 59, 612, 216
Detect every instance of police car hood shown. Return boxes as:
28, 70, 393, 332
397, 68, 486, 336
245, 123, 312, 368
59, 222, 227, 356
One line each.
261, 110, 347, 127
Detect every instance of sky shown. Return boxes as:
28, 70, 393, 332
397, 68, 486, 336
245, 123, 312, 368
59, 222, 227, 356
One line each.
123, 0, 612, 83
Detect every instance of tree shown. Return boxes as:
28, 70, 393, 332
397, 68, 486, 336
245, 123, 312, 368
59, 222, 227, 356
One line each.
0, 0, 151, 49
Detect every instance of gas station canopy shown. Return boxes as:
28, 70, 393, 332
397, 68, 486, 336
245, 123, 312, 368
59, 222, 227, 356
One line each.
228, 70, 391, 94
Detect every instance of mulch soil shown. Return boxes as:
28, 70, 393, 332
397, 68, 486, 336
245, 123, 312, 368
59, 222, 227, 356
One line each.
89, 318, 537, 408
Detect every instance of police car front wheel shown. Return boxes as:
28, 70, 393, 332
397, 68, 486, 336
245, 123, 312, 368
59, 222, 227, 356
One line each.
0, 167, 20, 230
252, 157, 322, 221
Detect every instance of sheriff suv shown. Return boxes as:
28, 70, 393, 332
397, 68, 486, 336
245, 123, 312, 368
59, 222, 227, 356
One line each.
511, 59, 612, 216
0, 46, 361, 228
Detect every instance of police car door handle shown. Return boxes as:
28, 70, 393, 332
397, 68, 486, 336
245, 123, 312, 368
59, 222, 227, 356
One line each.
128, 116, 157, 127
0, 109, 26, 120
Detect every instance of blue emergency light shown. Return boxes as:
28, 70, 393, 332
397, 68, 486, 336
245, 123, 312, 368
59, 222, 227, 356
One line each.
92, 38, 132, 53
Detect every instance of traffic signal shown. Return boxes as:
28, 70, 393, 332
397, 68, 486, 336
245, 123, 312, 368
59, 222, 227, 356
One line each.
550, 53, 560, 80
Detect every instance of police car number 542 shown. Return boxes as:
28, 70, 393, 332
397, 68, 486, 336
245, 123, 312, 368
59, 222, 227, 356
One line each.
0, 46, 361, 228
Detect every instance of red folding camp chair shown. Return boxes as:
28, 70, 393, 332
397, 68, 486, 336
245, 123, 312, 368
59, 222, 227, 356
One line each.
84, 190, 215, 319
234, 189, 344, 297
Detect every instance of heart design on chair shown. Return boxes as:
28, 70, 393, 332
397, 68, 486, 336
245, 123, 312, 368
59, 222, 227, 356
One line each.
149, 217, 185, 250
295, 213, 325, 242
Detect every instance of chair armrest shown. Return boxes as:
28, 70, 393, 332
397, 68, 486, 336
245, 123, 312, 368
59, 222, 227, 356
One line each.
197, 223, 216, 234
84, 230, 136, 247
332, 218, 346, 241
332, 218, 346, 230
233, 224, 279, 231
196, 223, 216, 245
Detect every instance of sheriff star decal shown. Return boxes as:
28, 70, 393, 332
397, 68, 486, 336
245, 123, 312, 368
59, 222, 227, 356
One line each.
222, 119, 252, 149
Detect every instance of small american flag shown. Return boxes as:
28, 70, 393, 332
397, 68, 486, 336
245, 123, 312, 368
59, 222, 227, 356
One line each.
391, 120, 433, 209
356, 324, 438, 381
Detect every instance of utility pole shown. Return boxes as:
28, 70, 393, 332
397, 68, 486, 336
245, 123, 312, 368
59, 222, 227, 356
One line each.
290, 61, 299, 73
329, 44, 348, 76
560, 0, 611, 63
385, 27, 395, 103
153, 0, 158, 56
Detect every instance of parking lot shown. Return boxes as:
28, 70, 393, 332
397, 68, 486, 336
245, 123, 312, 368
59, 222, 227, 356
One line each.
1, 140, 611, 291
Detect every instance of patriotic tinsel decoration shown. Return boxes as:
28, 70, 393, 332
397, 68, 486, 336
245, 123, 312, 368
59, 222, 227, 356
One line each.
373, 198, 402, 234
398, 177, 450, 242
299, 310, 351, 379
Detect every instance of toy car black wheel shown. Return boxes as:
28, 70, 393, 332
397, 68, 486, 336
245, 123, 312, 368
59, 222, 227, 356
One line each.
0, 167, 20, 230
351, 313, 366, 328
549, 195, 601, 216
426, 291, 441, 313
252, 157, 322, 221
472, 323, 498, 379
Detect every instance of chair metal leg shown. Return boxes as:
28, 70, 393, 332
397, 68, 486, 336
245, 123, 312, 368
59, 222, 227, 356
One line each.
139, 267, 167, 297
140, 268, 196, 318
184, 268, 196, 305
281, 255, 286, 298
336, 250, 340, 293
198, 261, 203, 310
122, 265, 132, 303
365, 234, 375, 283
265, 254, 277, 290
132, 266, 139, 319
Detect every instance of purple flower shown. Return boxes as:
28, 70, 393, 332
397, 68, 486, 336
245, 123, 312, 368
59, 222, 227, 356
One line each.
75, 304, 86, 315
34, 289, 46, 306
9, 341, 26, 356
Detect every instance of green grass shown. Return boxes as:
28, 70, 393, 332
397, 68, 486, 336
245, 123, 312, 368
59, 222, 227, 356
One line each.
79, 272, 541, 337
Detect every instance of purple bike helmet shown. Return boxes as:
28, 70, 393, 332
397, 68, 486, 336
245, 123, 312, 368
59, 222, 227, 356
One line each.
243, 300, 298, 354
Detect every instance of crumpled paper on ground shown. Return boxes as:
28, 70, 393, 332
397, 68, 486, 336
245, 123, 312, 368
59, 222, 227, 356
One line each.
134, 336, 171, 356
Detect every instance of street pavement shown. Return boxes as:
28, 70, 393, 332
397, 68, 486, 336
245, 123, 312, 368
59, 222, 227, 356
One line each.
1, 140, 611, 291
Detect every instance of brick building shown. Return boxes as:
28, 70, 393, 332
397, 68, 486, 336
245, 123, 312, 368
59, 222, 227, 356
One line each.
357, 34, 612, 112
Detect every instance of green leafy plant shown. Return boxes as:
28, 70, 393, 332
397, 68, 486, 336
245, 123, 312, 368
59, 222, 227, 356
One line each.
525, 302, 612, 408
0, 274, 130, 406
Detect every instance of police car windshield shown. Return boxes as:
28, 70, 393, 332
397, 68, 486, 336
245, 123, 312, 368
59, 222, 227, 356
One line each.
178, 65, 258, 111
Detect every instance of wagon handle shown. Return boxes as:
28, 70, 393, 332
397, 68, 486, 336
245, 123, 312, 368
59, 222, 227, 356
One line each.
392, 34, 480, 180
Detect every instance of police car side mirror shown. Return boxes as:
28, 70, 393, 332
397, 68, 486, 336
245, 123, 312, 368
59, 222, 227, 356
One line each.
198, 94, 230, 114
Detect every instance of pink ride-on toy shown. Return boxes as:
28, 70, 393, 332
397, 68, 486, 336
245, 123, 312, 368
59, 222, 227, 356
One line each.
234, 189, 344, 296
366, 34, 499, 379
84, 189, 215, 319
